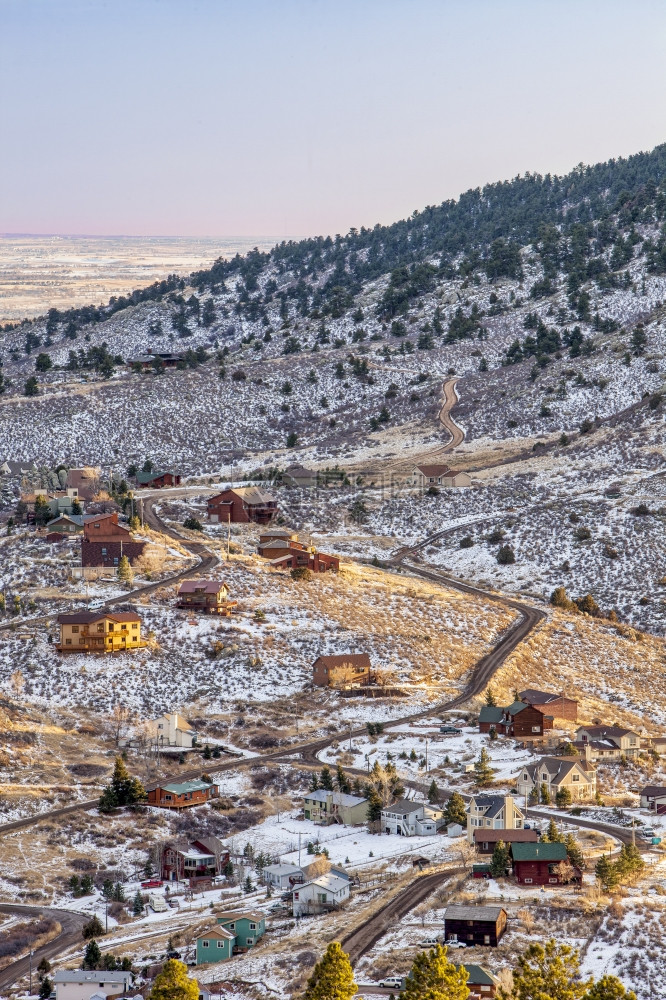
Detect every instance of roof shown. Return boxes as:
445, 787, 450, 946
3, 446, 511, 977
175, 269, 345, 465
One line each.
178, 579, 228, 594
53, 972, 131, 984
301, 873, 349, 893
576, 725, 637, 738
511, 842, 568, 862
456, 965, 499, 987
313, 653, 371, 670
46, 514, 89, 527
264, 864, 304, 876
383, 799, 424, 815
641, 785, 666, 797
136, 470, 176, 484
284, 464, 315, 476
473, 828, 538, 844
444, 905, 506, 922
470, 795, 518, 820
159, 779, 215, 794
198, 926, 235, 941
521, 757, 592, 782
478, 706, 503, 723
305, 790, 367, 807
506, 700, 529, 716
519, 689, 577, 706
216, 910, 265, 923
211, 486, 276, 505
416, 463, 451, 477
56, 610, 140, 625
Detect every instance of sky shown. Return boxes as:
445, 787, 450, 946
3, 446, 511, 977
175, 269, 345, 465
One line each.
1, 0, 666, 240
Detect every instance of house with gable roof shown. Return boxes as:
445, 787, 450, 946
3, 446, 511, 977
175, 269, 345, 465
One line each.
516, 756, 596, 802
466, 794, 525, 843
411, 463, 471, 489
574, 724, 642, 760
206, 486, 277, 524
381, 799, 445, 836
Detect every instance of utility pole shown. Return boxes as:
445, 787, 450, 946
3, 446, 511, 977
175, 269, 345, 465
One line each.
298, 832, 301, 867
29, 950, 33, 995
425, 736, 429, 773
227, 513, 231, 561
349, 723, 352, 752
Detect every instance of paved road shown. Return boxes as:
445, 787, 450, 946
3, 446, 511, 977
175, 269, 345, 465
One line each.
0, 904, 88, 994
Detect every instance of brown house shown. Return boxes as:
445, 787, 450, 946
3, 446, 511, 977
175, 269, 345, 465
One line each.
81, 511, 146, 568
136, 470, 182, 489
176, 579, 236, 614
473, 828, 538, 854
518, 689, 578, 722
510, 842, 577, 885
258, 529, 338, 572
158, 836, 228, 882
312, 653, 373, 688
57, 610, 144, 652
66, 466, 102, 500
443, 905, 507, 947
457, 965, 500, 999
207, 487, 277, 524
147, 779, 219, 810
479, 701, 552, 738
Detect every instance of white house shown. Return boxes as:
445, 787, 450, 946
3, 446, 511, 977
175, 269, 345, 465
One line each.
292, 872, 350, 916
466, 794, 525, 843
381, 799, 445, 836
147, 712, 197, 749
53, 971, 134, 1000
263, 863, 305, 889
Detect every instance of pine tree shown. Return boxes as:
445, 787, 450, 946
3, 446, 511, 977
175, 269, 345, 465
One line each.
149, 959, 199, 1000
320, 765, 334, 790
564, 833, 585, 870
490, 840, 509, 878
243, 875, 254, 893
542, 818, 563, 843
540, 782, 551, 805
82, 916, 104, 939
81, 940, 102, 970
109, 755, 146, 806
39, 977, 53, 999
595, 854, 618, 893
117, 555, 133, 583
443, 792, 467, 827
485, 687, 497, 707
309, 771, 320, 791
583, 975, 637, 1000
401, 943, 470, 999
132, 890, 144, 915
428, 780, 439, 804
366, 788, 383, 822
509, 939, 592, 1000
303, 941, 357, 1000
473, 748, 494, 787
336, 763, 350, 793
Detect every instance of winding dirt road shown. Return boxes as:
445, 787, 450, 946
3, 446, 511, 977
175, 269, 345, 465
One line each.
437, 377, 465, 452
0, 904, 88, 994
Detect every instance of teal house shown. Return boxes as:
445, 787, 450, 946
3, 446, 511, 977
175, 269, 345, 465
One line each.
196, 910, 266, 965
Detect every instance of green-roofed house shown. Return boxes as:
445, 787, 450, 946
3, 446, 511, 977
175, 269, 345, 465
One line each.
135, 471, 181, 489
456, 964, 500, 998
147, 778, 219, 809
196, 911, 266, 965
510, 841, 578, 885
478, 706, 503, 733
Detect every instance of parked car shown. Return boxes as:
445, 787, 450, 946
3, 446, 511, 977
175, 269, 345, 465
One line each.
168, 898, 180, 908
141, 879, 163, 889
419, 937, 441, 948
642, 827, 656, 838
379, 976, 404, 989
444, 939, 466, 949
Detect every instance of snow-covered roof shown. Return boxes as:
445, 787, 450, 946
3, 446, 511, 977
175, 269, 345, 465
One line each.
264, 863, 303, 876
444, 905, 506, 921
301, 873, 349, 893
53, 972, 132, 984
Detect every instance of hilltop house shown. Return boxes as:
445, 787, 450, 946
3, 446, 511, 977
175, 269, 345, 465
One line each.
147, 711, 198, 749
207, 487, 277, 524
312, 653, 373, 688
466, 795, 525, 843
158, 836, 228, 882
516, 756, 596, 802
257, 530, 338, 573
443, 905, 507, 947
135, 470, 181, 489
53, 970, 133, 1000
381, 800, 445, 836
263, 864, 305, 889
56, 610, 144, 653
518, 689, 578, 722
574, 724, 641, 760
302, 789, 368, 825
45, 514, 90, 539
510, 842, 578, 885
176, 579, 236, 615
411, 463, 472, 489
147, 778, 219, 809
257, 528, 302, 558
292, 872, 350, 916
81, 511, 146, 567
196, 911, 266, 964
479, 700, 553, 738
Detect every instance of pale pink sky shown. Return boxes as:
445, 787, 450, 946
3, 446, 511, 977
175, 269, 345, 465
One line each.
2, 0, 666, 239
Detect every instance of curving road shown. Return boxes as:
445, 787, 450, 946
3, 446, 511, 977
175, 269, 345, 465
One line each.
437, 377, 465, 452
0, 904, 88, 994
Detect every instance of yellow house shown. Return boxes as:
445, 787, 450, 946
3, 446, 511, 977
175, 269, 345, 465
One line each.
57, 610, 144, 653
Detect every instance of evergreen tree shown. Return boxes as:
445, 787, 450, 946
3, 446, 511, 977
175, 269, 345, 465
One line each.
132, 890, 144, 915
116, 555, 133, 583
485, 687, 497, 707
473, 747, 494, 787
614, 842, 644, 882
556, 786, 572, 807
39, 977, 53, 999
303, 941, 357, 1000
595, 854, 619, 893
336, 763, 350, 793
81, 940, 102, 970
82, 916, 104, 939
24, 376, 39, 396
489, 840, 509, 878
540, 782, 551, 805
243, 875, 254, 893
400, 943, 470, 999
443, 792, 467, 827
542, 818, 563, 843
427, 780, 439, 804
149, 959, 199, 1000
508, 939, 592, 1000
366, 788, 383, 823
37, 958, 51, 980
564, 833, 585, 871
583, 976, 637, 1000
99, 755, 146, 811
309, 771, 319, 791
320, 765, 334, 790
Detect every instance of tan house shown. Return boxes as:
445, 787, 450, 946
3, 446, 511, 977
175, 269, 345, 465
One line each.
147, 712, 197, 749
302, 789, 368, 825
412, 463, 471, 489
574, 725, 641, 760
282, 464, 317, 488
176, 579, 236, 615
515, 756, 596, 802
466, 795, 525, 844
56, 610, 144, 653
312, 653, 372, 688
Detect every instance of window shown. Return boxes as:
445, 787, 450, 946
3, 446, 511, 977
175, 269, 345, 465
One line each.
65, 638, 72, 645
572, 774, 579, 782
101, 547, 107, 555
524, 878, 533, 884
109, 623, 114, 631
202, 940, 209, 948
549, 878, 558, 883
228, 923, 235, 931
217, 941, 225, 949
132, 623, 138, 629
249, 922, 256, 930
97, 624, 104, 632
532, 726, 541, 733
246, 937, 254, 945
72, 625, 79, 633
484, 935, 490, 945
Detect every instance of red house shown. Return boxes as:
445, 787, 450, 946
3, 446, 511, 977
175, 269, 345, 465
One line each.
510, 842, 576, 885
479, 701, 552, 738
207, 487, 277, 524
518, 689, 578, 722
147, 778, 219, 810
81, 511, 146, 568
136, 470, 182, 489
158, 836, 228, 883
